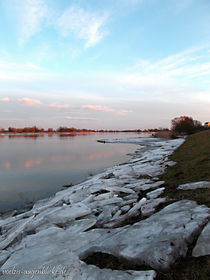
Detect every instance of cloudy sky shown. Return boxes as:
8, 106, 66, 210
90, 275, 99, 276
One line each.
0, 0, 210, 129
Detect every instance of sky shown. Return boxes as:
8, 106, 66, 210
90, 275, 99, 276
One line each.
0, 0, 210, 130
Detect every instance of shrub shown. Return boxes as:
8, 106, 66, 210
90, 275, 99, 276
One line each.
171, 116, 202, 135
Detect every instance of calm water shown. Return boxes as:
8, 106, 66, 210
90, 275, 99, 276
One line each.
0, 132, 142, 212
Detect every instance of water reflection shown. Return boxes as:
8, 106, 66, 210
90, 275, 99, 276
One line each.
8, 134, 44, 139
83, 148, 126, 161
24, 158, 43, 168
50, 154, 71, 163
0, 133, 141, 212
3, 161, 11, 168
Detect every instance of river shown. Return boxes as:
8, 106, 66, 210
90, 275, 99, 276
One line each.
0, 132, 145, 212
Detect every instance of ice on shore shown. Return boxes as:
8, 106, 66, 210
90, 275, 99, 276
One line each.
177, 181, 210, 190
192, 221, 210, 257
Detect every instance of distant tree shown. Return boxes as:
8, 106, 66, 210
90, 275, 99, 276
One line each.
171, 116, 203, 135
8, 127, 16, 133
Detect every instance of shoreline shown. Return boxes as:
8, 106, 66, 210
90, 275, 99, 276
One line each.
0, 136, 209, 280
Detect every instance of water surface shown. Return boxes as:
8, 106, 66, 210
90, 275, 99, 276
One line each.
0, 133, 142, 212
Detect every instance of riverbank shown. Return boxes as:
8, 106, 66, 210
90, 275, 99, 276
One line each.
157, 130, 210, 280
0, 135, 209, 280
161, 130, 210, 207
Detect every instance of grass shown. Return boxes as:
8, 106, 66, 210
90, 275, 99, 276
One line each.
160, 130, 210, 207
156, 256, 210, 280
157, 130, 210, 279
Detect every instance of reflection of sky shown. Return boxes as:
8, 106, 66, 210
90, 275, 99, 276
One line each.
0, 133, 141, 212
82, 148, 128, 161
24, 158, 42, 168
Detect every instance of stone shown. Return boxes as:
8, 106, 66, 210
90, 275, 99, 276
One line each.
177, 181, 210, 190
192, 221, 210, 257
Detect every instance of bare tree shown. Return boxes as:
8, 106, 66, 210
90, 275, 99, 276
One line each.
171, 116, 202, 135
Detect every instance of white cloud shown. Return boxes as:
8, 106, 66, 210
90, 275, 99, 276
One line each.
11, 0, 48, 46
122, 45, 210, 98
81, 105, 114, 113
18, 97, 43, 106
81, 105, 132, 115
0, 59, 52, 82
1, 97, 10, 102
117, 109, 133, 115
57, 6, 108, 48
49, 103, 70, 110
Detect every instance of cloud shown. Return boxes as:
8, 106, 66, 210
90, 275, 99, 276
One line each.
49, 103, 70, 110
131, 46, 210, 80
11, 0, 48, 45
119, 45, 210, 99
1, 97, 10, 102
65, 116, 97, 121
81, 105, 132, 115
81, 105, 114, 113
18, 97, 43, 106
57, 6, 108, 48
117, 110, 133, 115
0, 59, 50, 82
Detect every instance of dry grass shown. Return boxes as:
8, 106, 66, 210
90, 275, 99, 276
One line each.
158, 130, 210, 280
161, 130, 210, 207
154, 130, 175, 139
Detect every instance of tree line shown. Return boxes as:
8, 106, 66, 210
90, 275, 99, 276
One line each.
0, 126, 160, 134
0, 117, 209, 135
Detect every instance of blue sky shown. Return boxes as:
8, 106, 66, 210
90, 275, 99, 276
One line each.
0, 0, 210, 129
